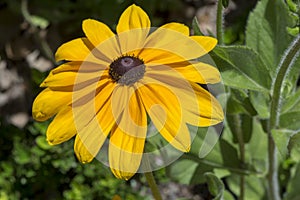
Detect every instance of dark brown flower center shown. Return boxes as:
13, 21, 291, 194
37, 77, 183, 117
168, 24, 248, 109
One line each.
109, 55, 145, 85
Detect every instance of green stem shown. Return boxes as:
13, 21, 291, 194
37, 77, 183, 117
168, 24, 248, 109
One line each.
144, 171, 162, 200
182, 154, 263, 176
268, 35, 300, 200
232, 115, 245, 200
216, 0, 224, 45
142, 157, 162, 200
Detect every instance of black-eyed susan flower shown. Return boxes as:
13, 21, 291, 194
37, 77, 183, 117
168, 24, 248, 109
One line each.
32, 4, 224, 180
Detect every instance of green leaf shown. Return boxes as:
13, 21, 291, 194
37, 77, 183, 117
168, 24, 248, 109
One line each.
227, 114, 253, 144
280, 111, 300, 130
281, 88, 300, 113
288, 132, 300, 162
219, 139, 240, 168
284, 162, 300, 200
192, 17, 204, 36
227, 175, 265, 200
167, 159, 199, 184
246, 119, 268, 173
286, 0, 299, 13
13, 140, 31, 165
280, 89, 300, 130
271, 129, 295, 159
36, 135, 52, 150
287, 26, 300, 37
246, 0, 293, 76
211, 46, 272, 91
249, 91, 270, 118
204, 172, 224, 200
227, 89, 257, 115
168, 126, 255, 185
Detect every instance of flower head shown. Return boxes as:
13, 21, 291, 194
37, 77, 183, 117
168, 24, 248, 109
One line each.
32, 4, 224, 180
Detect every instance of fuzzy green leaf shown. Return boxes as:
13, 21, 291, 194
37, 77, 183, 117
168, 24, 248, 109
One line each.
211, 46, 272, 91
246, 0, 293, 75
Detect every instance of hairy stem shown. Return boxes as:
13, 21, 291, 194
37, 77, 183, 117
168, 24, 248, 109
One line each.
216, 0, 224, 45
268, 35, 300, 200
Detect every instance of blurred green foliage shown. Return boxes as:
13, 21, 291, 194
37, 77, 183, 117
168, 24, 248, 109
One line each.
0, 121, 148, 199
1, 0, 299, 199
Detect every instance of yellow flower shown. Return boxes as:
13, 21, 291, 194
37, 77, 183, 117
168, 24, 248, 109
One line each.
32, 4, 224, 180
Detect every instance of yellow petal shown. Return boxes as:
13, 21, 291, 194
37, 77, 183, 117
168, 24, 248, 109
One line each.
82, 19, 121, 62
116, 4, 150, 55
190, 36, 217, 54
32, 88, 71, 121
110, 85, 134, 125
74, 135, 94, 163
173, 62, 221, 84
144, 67, 224, 126
117, 28, 149, 55
40, 69, 103, 90
46, 106, 76, 145
55, 38, 99, 62
73, 82, 116, 163
52, 61, 106, 74
73, 81, 116, 132
160, 22, 189, 35
116, 4, 150, 33
140, 28, 216, 64
109, 89, 147, 179
82, 19, 114, 47
137, 80, 191, 152
186, 83, 224, 126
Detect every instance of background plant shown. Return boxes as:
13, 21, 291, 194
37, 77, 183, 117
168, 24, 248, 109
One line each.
0, 0, 299, 199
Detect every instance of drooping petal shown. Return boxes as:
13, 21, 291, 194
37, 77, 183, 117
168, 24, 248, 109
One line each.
55, 38, 100, 63
187, 83, 224, 126
109, 87, 147, 179
116, 4, 150, 54
73, 82, 116, 163
32, 88, 71, 121
137, 80, 191, 152
140, 27, 216, 64
144, 67, 224, 126
46, 106, 76, 145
